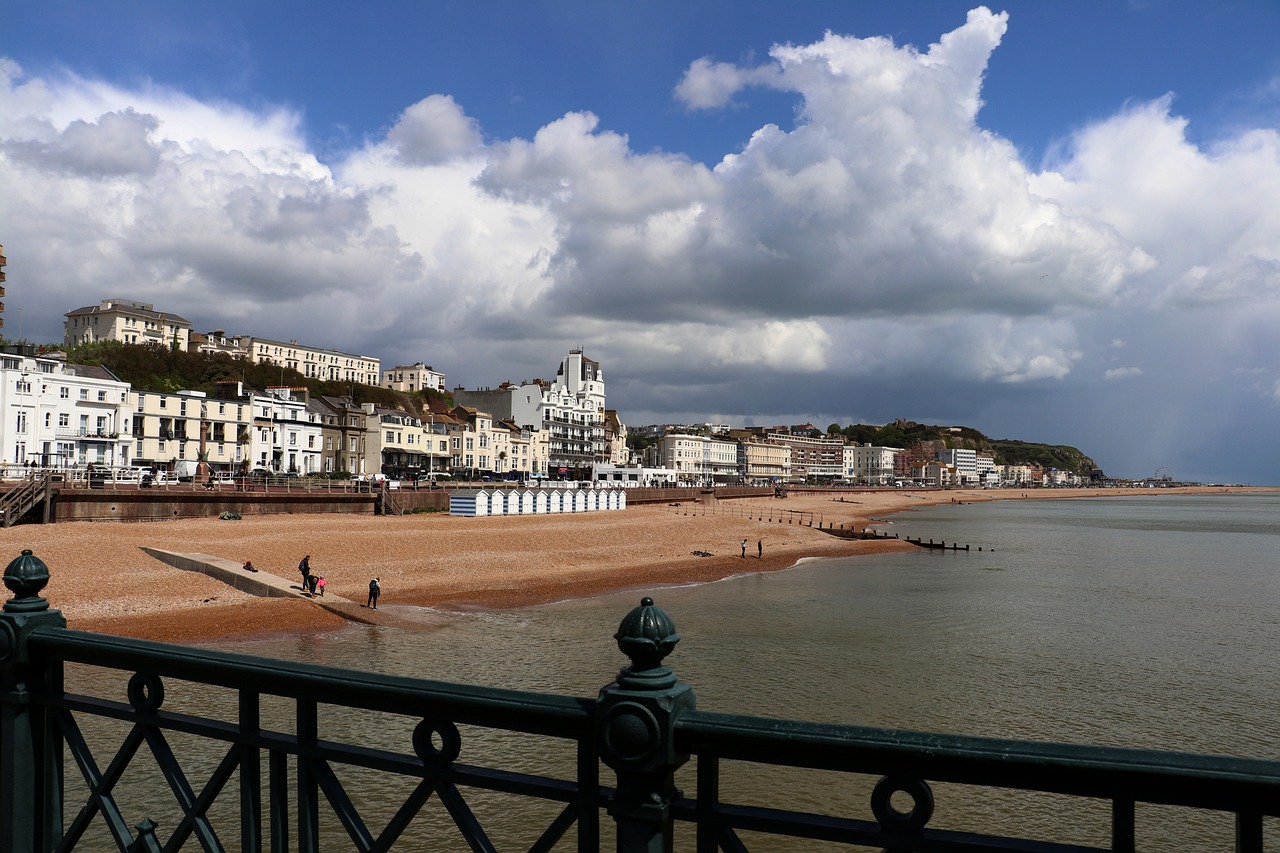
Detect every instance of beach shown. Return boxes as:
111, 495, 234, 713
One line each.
0, 486, 1256, 642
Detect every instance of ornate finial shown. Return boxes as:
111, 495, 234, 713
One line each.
613, 597, 680, 689
4, 550, 50, 613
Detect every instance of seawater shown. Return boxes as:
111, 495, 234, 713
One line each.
76, 493, 1280, 850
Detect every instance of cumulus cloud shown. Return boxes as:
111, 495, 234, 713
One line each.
4, 6, 1280, 484
386, 94, 483, 166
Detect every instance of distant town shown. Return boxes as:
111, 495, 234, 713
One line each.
0, 250, 1130, 488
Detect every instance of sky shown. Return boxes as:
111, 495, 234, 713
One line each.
4, 2, 1280, 484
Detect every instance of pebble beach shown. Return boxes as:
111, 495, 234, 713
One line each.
0, 486, 1257, 643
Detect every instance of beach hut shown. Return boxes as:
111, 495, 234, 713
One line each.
493, 489, 509, 515
533, 490, 549, 514
616, 490, 627, 510
449, 489, 483, 517
547, 490, 564, 514
518, 490, 534, 515
571, 491, 587, 513
584, 490, 600, 512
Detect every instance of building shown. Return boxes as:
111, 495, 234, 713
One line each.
132, 389, 250, 476
0, 244, 6, 331
310, 395, 370, 476
64, 299, 192, 351
453, 349, 608, 478
0, 350, 134, 470
365, 403, 425, 477
844, 444, 901, 485
658, 433, 739, 484
765, 428, 845, 482
934, 448, 978, 485
382, 363, 445, 394
726, 432, 791, 483
249, 337, 380, 386
210, 382, 323, 474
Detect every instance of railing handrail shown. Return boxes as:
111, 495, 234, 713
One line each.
29, 625, 591, 738
679, 710, 1280, 813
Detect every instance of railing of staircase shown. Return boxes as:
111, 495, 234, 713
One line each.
2, 550, 1279, 852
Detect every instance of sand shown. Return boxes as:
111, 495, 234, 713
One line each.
0, 486, 1260, 643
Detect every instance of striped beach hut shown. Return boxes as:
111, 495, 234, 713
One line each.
518, 490, 534, 515
449, 489, 488, 517
533, 490, 550, 514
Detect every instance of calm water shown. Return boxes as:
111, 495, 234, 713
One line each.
72, 493, 1280, 850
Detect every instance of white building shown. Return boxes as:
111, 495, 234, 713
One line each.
934, 448, 978, 485
382, 362, 446, 394
453, 349, 607, 477
64, 299, 192, 351
658, 434, 739, 484
844, 444, 901, 485
0, 351, 134, 470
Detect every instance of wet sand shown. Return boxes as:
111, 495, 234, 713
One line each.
0, 486, 1261, 642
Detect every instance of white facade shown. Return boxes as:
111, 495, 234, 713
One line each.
934, 448, 978, 484
658, 434, 739, 484
250, 338, 380, 386
844, 444, 901, 485
64, 299, 191, 351
382, 363, 446, 393
248, 387, 323, 474
0, 352, 134, 469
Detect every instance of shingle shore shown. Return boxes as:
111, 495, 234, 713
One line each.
0, 487, 1251, 643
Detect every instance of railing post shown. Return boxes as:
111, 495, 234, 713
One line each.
0, 550, 68, 853
597, 597, 695, 853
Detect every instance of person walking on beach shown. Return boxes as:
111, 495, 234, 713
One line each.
298, 555, 311, 591
367, 577, 381, 609
757, 539, 763, 559
316, 575, 326, 597
741, 538, 747, 558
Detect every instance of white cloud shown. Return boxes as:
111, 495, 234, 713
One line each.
4, 4, 1280, 484
386, 95, 483, 166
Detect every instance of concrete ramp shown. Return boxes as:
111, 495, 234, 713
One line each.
141, 548, 425, 630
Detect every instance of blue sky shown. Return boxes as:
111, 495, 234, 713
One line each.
4, 2, 1280, 483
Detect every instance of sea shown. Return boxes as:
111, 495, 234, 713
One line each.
75, 492, 1280, 850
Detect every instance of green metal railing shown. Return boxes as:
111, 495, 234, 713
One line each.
2, 549, 1279, 851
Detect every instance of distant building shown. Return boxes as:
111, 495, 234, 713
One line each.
453, 349, 607, 477
0, 243, 6, 331
382, 362, 445, 394
0, 351, 133, 469
64, 299, 192, 351
844, 444, 900, 485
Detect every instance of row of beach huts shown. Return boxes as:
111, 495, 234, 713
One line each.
448, 487, 627, 517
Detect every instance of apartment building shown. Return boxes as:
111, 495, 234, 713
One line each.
64, 299, 192, 351
249, 337, 380, 386
844, 444, 901, 485
453, 349, 607, 478
0, 350, 133, 469
132, 389, 248, 475
309, 395, 370, 476
382, 362, 445, 394
934, 448, 978, 485
765, 428, 844, 482
726, 432, 791, 483
658, 433, 739, 484
365, 404, 426, 476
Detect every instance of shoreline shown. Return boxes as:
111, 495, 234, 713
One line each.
4, 485, 1268, 643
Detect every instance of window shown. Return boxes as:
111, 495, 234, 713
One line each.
97, 390, 107, 402
61, 387, 70, 399
59, 414, 69, 428
16, 412, 28, 434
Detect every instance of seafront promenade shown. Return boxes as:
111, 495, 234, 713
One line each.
0, 485, 1259, 643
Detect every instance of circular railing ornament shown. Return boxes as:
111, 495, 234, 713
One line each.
127, 672, 166, 712
871, 775, 934, 834
413, 717, 462, 766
